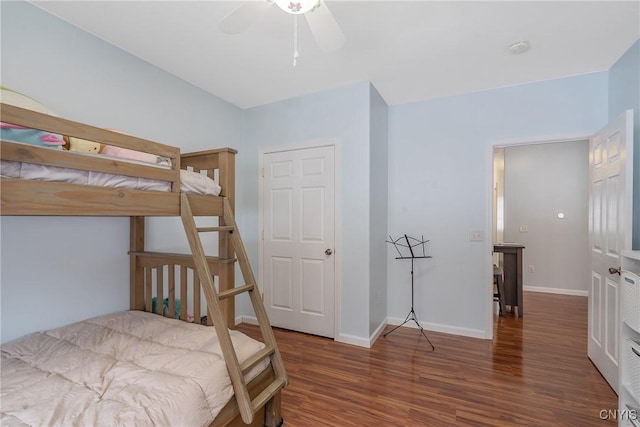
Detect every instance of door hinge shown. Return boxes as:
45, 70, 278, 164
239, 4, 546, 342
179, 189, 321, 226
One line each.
261, 229, 264, 240
261, 167, 264, 178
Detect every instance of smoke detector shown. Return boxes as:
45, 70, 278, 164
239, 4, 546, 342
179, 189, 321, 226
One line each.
508, 40, 530, 55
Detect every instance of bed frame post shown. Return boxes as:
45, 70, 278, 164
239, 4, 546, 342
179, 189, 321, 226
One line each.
265, 391, 283, 427
130, 216, 145, 310
218, 149, 236, 328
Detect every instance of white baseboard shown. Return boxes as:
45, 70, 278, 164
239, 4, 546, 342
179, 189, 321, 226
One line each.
236, 315, 258, 326
239, 315, 485, 348
335, 333, 371, 348
239, 315, 374, 348
386, 316, 486, 339
524, 286, 588, 297
369, 320, 387, 346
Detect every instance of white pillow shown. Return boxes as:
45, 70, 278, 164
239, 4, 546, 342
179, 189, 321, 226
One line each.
0, 86, 57, 115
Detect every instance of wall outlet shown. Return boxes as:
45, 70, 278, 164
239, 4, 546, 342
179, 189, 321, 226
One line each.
377, 291, 383, 302
470, 230, 484, 241
529, 265, 535, 272
519, 225, 528, 233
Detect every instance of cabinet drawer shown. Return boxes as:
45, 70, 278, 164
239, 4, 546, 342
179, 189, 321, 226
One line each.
622, 271, 640, 333
624, 339, 640, 403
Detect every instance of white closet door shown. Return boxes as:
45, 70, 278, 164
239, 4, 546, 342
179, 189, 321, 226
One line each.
262, 145, 335, 338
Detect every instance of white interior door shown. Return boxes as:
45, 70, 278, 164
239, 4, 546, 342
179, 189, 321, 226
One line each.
588, 110, 634, 392
262, 145, 335, 338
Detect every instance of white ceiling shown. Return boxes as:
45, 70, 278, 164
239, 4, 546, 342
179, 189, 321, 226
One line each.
31, 1, 640, 109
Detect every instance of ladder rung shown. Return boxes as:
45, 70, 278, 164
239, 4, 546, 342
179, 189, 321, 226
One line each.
251, 377, 287, 413
196, 226, 235, 232
240, 346, 275, 374
218, 284, 254, 300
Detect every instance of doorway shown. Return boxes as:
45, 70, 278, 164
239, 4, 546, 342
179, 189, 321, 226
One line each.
493, 140, 590, 303
259, 143, 337, 338
489, 111, 634, 393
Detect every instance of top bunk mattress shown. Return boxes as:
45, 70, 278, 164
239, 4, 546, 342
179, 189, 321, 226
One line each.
0, 311, 269, 427
0, 156, 222, 196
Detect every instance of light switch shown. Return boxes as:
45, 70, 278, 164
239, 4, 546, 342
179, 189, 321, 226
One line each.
519, 225, 528, 233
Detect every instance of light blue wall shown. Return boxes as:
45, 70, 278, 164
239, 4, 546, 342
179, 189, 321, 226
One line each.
0, 2, 242, 343
369, 84, 388, 336
388, 72, 608, 337
242, 82, 372, 340
608, 39, 640, 249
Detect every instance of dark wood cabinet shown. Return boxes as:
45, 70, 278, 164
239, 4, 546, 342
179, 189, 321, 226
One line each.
493, 243, 525, 316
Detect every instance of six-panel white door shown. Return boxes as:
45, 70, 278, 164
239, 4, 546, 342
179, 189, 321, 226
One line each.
262, 145, 335, 338
588, 110, 633, 392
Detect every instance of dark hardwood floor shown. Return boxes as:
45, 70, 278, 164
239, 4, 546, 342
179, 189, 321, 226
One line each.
238, 292, 617, 426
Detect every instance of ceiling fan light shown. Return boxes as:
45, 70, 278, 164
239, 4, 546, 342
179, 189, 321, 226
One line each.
273, 0, 318, 15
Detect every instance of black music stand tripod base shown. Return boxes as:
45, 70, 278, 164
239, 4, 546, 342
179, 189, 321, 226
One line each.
384, 307, 435, 350
384, 234, 435, 351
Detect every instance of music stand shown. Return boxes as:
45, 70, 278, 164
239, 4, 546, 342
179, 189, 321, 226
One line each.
384, 234, 435, 350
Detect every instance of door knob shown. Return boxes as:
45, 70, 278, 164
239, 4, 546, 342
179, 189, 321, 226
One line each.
608, 267, 621, 275
325, 249, 333, 256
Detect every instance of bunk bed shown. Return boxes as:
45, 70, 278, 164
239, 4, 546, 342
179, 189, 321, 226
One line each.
0, 103, 287, 427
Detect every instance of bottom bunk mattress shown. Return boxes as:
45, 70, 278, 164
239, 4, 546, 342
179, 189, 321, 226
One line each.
0, 311, 269, 426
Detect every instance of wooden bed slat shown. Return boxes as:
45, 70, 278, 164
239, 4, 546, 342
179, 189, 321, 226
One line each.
180, 266, 188, 322
145, 269, 152, 313
0, 178, 224, 216
0, 104, 180, 159
181, 147, 238, 173
129, 251, 234, 272
168, 264, 175, 320
156, 267, 164, 315
194, 275, 201, 324
1, 140, 177, 182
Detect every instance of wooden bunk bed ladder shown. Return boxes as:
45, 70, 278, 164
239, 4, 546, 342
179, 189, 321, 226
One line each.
180, 193, 287, 425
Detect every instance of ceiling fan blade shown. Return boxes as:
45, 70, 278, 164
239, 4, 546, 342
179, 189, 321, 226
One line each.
304, 1, 345, 52
218, 1, 273, 35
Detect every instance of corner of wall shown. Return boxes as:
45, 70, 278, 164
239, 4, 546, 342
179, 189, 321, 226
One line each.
368, 82, 390, 336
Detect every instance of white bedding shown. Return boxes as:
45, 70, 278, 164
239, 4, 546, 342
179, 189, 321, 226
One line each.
0, 157, 222, 196
0, 311, 269, 427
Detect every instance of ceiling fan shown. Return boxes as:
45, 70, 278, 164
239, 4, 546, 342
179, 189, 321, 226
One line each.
219, 0, 345, 63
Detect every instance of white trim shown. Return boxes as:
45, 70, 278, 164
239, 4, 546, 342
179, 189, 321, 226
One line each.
244, 314, 483, 347
484, 142, 495, 339
332, 141, 343, 341
622, 110, 635, 253
386, 316, 486, 340
486, 132, 593, 341
236, 315, 257, 326
238, 319, 386, 349
369, 320, 387, 346
258, 139, 342, 340
493, 132, 594, 149
523, 286, 588, 297
335, 333, 370, 348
